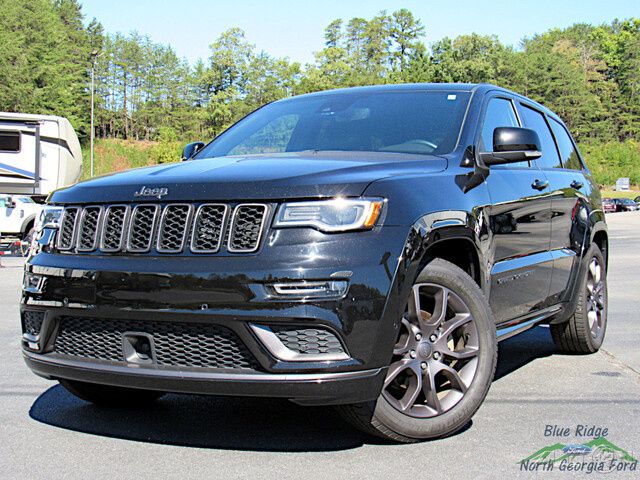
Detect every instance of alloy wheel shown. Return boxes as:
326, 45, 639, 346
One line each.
383, 283, 480, 418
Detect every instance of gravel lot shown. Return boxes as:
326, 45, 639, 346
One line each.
1, 212, 639, 479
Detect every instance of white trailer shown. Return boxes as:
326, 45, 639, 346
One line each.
0, 112, 82, 248
0, 112, 82, 199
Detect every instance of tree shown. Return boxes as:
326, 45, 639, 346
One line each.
389, 9, 425, 71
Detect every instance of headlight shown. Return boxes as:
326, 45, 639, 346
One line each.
274, 198, 384, 232
34, 206, 64, 232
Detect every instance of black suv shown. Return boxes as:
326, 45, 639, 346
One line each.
22, 84, 608, 442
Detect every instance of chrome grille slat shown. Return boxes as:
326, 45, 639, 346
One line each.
56, 207, 80, 250
76, 206, 102, 252
56, 202, 268, 254
228, 204, 268, 253
100, 205, 129, 252
126, 204, 159, 253
157, 204, 192, 253
190, 204, 228, 253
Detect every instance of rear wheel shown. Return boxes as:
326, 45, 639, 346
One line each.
59, 379, 165, 406
337, 258, 497, 442
551, 244, 607, 353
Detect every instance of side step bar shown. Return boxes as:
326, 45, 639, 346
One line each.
496, 305, 563, 341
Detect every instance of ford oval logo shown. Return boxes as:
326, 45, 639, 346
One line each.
562, 444, 592, 455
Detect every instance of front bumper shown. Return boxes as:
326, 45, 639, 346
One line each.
21, 226, 408, 405
23, 350, 386, 405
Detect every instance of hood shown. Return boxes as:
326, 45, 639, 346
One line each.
50, 151, 447, 204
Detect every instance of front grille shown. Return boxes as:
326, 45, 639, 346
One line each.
55, 202, 268, 255
191, 204, 228, 253
76, 206, 101, 251
157, 204, 192, 252
229, 204, 268, 252
57, 207, 80, 250
100, 205, 128, 251
53, 317, 260, 370
127, 205, 159, 253
22, 311, 45, 336
272, 327, 346, 355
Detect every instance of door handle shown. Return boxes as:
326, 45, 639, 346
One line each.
531, 179, 549, 191
570, 180, 583, 189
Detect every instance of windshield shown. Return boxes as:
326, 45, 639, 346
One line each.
196, 90, 471, 159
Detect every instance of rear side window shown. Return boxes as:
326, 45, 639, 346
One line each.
0, 131, 20, 152
549, 118, 583, 170
480, 98, 529, 168
518, 104, 562, 169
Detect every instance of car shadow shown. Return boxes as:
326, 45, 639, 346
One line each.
28, 326, 555, 451
29, 387, 382, 452
494, 325, 557, 381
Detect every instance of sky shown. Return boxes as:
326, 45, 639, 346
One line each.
80, 0, 640, 65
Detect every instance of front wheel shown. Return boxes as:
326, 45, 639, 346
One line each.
337, 258, 497, 442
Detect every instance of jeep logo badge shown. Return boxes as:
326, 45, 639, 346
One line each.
133, 186, 169, 200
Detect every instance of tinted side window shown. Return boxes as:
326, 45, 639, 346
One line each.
518, 104, 562, 169
480, 98, 529, 168
480, 98, 519, 150
549, 118, 583, 170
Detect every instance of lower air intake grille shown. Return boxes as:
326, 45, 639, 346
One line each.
54, 317, 259, 370
22, 311, 45, 336
272, 327, 345, 355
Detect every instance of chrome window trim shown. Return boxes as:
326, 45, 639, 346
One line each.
99, 205, 131, 253
56, 206, 81, 251
189, 203, 229, 254
156, 203, 193, 253
75, 205, 104, 252
227, 203, 269, 253
126, 204, 159, 253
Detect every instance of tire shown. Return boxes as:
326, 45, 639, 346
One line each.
59, 379, 165, 406
551, 244, 607, 354
20, 227, 36, 257
337, 258, 497, 442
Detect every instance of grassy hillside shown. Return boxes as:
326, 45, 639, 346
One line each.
80, 138, 182, 180
81, 138, 639, 196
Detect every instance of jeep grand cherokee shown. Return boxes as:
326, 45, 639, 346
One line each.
21, 84, 608, 442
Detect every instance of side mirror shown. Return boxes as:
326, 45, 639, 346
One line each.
480, 127, 542, 165
6, 197, 16, 209
181, 142, 205, 161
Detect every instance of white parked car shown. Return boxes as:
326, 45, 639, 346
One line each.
0, 194, 42, 242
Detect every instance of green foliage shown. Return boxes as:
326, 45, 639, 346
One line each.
0, 0, 96, 136
80, 138, 156, 179
580, 140, 640, 186
148, 127, 182, 164
1, 2, 639, 187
